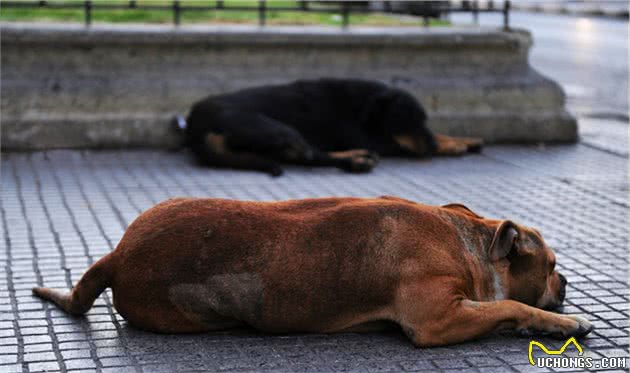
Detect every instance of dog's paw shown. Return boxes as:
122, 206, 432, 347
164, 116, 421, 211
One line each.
550, 315, 594, 339
566, 315, 594, 338
365, 151, 380, 162
330, 149, 379, 173
466, 141, 483, 154
347, 153, 378, 173
516, 328, 535, 337
439, 143, 468, 156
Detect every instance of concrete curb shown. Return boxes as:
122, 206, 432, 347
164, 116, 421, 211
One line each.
1, 23, 577, 150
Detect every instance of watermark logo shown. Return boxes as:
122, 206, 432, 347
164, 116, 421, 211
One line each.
528, 337, 583, 365
528, 337, 627, 369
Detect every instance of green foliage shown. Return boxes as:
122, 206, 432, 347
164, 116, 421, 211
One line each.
0, 1, 450, 26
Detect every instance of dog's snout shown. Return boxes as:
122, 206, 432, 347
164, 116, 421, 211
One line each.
559, 273, 567, 286
557, 273, 567, 305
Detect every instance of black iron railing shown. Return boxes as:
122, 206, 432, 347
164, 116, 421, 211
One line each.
0, 1, 511, 29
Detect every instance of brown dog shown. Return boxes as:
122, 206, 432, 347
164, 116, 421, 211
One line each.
33, 197, 593, 346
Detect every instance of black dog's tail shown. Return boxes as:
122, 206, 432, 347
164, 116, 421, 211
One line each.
169, 114, 189, 150
172, 114, 187, 131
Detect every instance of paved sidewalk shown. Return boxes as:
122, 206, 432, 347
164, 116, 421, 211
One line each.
1, 120, 628, 372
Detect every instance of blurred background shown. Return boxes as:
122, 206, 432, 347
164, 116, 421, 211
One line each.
0, 2, 628, 373
1, 0, 627, 150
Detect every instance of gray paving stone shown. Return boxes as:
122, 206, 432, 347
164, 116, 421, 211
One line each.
0, 353, 19, 364
0, 364, 24, 373
0, 345, 18, 354
60, 349, 92, 360
1, 138, 628, 372
466, 356, 504, 367
23, 351, 57, 362
28, 360, 61, 372
64, 358, 97, 370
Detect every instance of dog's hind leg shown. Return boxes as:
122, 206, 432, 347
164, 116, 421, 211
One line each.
218, 112, 379, 173
190, 139, 283, 176
206, 152, 283, 177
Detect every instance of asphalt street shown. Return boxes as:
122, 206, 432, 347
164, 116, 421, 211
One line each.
451, 11, 629, 120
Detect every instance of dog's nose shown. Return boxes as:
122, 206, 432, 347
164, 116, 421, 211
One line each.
559, 273, 567, 286
557, 273, 567, 305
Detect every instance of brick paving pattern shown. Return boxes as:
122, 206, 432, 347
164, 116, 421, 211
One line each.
1, 122, 628, 372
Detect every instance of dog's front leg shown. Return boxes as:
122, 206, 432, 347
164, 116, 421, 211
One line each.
284, 149, 378, 173
434, 134, 483, 155
401, 299, 593, 347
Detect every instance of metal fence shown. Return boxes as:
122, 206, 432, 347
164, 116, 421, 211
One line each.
0, 1, 511, 29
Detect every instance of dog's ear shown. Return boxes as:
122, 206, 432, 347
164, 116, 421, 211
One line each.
489, 220, 520, 261
441, 203, 483, 219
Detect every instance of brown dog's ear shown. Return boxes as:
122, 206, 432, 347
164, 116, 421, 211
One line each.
442, 203, 483, 219
489, 220, 519, 261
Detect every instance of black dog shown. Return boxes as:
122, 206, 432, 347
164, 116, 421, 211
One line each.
176, 78, 482, 176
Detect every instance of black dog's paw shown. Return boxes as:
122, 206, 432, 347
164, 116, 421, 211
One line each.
345, 153, 378, 173
359, 151, 380, 163
463, 137, 483, 154
467, 142, 483, 154
330, 149, 378, 174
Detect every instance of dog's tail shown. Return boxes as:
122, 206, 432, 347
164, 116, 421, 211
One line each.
169, 114, 189, 150
172, 114, 187, 131
32, 253, 114, 316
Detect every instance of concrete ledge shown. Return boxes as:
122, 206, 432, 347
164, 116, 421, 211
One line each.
1, 23, 577, 150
